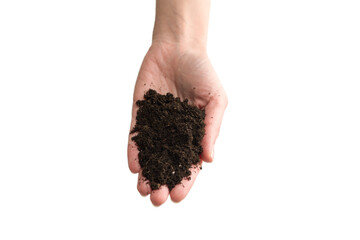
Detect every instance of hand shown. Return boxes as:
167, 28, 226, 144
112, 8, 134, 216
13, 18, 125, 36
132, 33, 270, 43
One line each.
128, 41, 228, 206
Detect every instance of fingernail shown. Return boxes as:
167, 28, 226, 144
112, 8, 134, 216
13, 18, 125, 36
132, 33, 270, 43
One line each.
211, 148, 214, 160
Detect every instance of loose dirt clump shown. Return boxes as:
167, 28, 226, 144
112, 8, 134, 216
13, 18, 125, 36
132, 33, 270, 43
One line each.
131, 89, 205, 191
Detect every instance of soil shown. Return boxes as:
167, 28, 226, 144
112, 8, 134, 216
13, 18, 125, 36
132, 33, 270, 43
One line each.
130, 89, 205, 191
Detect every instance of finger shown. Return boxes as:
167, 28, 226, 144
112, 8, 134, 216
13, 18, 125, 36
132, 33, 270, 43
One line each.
150, 185, 169, 207
170, 164, 201, 203
137, 171, 151, 196
127, 102, 140, 173
201, 94, 228, 162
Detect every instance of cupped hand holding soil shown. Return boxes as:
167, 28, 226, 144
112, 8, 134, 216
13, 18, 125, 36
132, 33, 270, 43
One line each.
128, 42, 228, 206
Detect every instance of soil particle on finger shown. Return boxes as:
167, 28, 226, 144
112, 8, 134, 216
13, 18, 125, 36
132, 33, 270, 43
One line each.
130, 89, 205, 191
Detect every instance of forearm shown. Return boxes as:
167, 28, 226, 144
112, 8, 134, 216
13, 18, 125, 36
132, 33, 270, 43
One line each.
153, 0, 210, 52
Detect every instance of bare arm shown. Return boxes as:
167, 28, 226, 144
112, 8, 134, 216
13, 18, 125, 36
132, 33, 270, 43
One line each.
128, 0, 227, 206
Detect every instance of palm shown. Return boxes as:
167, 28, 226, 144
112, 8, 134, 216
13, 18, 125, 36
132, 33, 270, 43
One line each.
128, 43, 227, 206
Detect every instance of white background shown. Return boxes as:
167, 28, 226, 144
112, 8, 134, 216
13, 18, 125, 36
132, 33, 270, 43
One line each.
1, 0, 359, 239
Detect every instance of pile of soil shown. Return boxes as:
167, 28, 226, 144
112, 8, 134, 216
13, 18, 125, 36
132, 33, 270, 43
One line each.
131, 89, 205, 191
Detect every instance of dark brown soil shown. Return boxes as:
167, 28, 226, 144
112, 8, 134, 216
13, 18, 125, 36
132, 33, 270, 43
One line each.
131, 89, 205, 191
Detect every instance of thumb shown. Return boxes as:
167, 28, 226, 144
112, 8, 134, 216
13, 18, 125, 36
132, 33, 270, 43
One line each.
201, 94, 228, 162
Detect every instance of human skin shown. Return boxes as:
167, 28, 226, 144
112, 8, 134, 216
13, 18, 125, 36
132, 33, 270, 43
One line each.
128, 0, 228, 206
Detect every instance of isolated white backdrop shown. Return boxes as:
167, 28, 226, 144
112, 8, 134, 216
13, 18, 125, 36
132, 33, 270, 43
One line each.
0, 0, 359, 239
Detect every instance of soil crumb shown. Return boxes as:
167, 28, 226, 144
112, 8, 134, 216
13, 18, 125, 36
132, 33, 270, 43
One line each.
131, 89, 205, 191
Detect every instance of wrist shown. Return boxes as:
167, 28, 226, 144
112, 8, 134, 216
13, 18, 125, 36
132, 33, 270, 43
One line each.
152, 26, 207, 53
152, 0, 210, 53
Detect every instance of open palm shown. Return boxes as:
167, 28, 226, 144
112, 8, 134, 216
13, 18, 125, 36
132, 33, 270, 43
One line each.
128, 42, 227, 206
